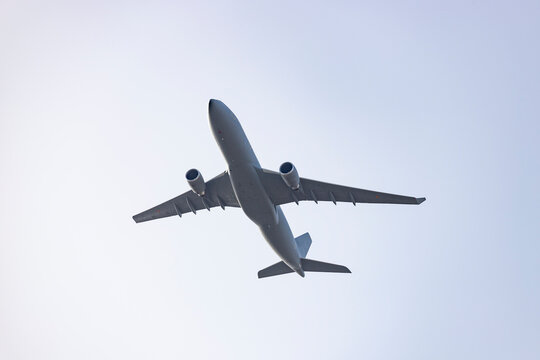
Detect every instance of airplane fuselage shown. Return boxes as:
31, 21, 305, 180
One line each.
208, 99, 304, 276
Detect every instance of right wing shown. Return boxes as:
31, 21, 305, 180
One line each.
132, 171, 240, 223
259, 169, 425, 206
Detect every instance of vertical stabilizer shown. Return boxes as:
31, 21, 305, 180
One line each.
295, 232, 312, 258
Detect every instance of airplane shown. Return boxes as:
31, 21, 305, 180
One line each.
133, 99, 426, 278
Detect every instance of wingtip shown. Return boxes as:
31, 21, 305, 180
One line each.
132, 215, 142, 223
416, 197, 426, 204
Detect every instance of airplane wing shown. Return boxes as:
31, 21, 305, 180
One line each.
259, 169, 425, 206
133, 171, 240, 223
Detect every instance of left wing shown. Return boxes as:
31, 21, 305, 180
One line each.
133, 171, 240, 223
259, 169, 425, 206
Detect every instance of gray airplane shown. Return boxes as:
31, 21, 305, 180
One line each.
133, 99, 426, 278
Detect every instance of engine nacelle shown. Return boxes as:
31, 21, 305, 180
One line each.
279, 162, 300, 190
185, 168, 206, 196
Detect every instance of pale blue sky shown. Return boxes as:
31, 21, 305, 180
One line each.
1, 1, 539, 359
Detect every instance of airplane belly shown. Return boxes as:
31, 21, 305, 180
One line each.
259, 206, 302, 271
229, 165, 278, 226
229, 166, 301, 270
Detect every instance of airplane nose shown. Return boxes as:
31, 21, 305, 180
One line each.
208, 99, 225, 130
209, 98, 225, 111
208, 99, 229, 121
208, 99, 222, 118
208, 99, 217, 123
208, 99, 236, 131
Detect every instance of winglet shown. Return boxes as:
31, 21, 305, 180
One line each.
416, 197, 426, 204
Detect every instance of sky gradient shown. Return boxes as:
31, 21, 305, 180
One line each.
1, 1, 539, 359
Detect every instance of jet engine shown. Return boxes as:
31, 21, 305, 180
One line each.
279, 162, 300, 190
186, 168, 206, 196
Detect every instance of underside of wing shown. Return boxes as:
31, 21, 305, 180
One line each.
259, 169, 425, 207
133, 171, 240, 223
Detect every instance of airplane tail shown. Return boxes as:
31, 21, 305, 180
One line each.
300, 259, 351, 274
257, 258, 351, 279
257, 233, 351, 278
295, 232, 312, 258
258, 261, 295, 278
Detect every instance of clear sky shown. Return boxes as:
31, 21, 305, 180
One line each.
1, 1, 539, 359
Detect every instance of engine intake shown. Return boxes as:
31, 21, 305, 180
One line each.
279, 162, 300, 190
186, 168, 206, 196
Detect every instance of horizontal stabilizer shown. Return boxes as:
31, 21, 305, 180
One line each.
301, 259, 351, 274
258, 261, 294, 279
